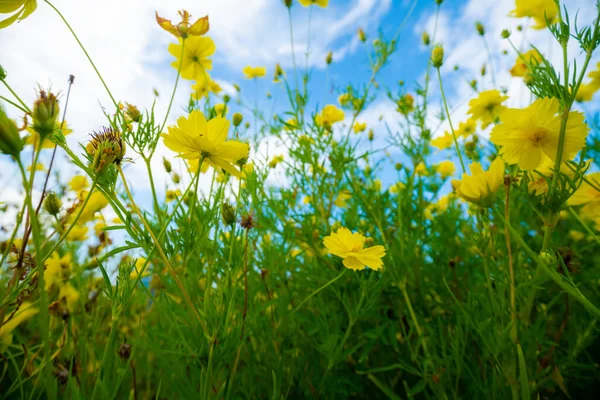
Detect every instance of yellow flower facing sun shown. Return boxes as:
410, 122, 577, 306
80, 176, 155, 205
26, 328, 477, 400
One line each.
298, 0, 329, 8
155, 10, 209, 39
323, 227, 386, 271
162, 110, 250, 178
510, 49, 543, 82
169, 35, 216, 82
315, 104, 344, 129
436, 160, 456, 179
490, 97, 589, 170
569, 172, 600, 218
510, 0, 558, 30
431, 132, 453, 150
243, 66, 267, 79
452, 157, 505, 206
467, 90, 508, 129
0, 0, 36, 29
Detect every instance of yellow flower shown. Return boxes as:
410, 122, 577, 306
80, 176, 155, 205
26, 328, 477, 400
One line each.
67, 225, 89, 242
285, 118, 299, 131
299, 0, 329, 7
25, 121, 72, 150
69, 175, 90, 194
510, 49, 543, 79
490, 97, 589, 170
72, 192, 109, 224
45, 252, 72, 290
0, 0, 36, 29
323, 227, 386, 271
415, 162, 427, 176
58, 283, 80, 312
451, 157, 505, 206
166, 189, 182, 202
131, 258, 151, 279
436, 160, 455, 179
338, 93, 351, 106
510, 0, 558, 30
575, 82, 600, 102
0, 302, 38, 350
315, 104, 344, 129
169, 35, 215, 82
389, 182, 405, 194
27, 163, 45, 172
191, 79, 222, 100
353, 122, 367, 133
268, 154, 284, 168
214, 103, 228, 116
424, 194, 453, 219
334, 190, 352, 208
162, 110, 250, 178
456, 119, 477, 138
569, 172, 600, 217
467, 90, 508, 129
155, 10, 209, 39
243, 66, 267, 79
431, 132, 453, 150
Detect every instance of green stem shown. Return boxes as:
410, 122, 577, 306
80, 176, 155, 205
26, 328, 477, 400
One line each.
144, 157, 161, 223
436, 68, 466, 173
287, 7, 300, 91
0, 94, 28, 113
91, 310, 121, 400
1, 80, 30, 112
42, 180, 98, 260
44, 0, 120, 114
569, 207, 600, 246
159, 39, 185, 134
118, 166, 210, 338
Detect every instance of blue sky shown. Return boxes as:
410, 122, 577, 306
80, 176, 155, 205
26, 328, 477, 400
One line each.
1, 0, 599, 219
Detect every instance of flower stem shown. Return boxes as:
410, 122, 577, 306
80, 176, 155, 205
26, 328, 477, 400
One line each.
117, 165, 209, 338
436, 67, 466, 174
1, 80, 30, 112
159, 39, 185, 134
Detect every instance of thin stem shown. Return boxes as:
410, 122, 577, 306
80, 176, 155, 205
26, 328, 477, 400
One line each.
287, 7, 300, 91
399, 280, 429, 356
1, 80, 30, 112
159, 39, 185, 134
144, 157, 161, 223
117, 165, 209, 337
0, 95, 28, 113
569, 207, 600, 247
482, 35, 497, 88
42, 180, 98, 260
436, 68, 466, 173
504, 178, 517, 342
44, 0, 120, 113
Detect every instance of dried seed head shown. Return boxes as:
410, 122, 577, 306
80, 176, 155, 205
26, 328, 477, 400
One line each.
239, 213, 256, 230
118, 343, 132, 360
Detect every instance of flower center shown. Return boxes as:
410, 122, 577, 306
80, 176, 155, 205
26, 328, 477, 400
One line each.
529, 129, 547, 147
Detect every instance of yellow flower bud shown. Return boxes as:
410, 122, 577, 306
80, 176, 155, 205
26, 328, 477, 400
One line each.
431, 45, 444, 68
233, 112, 244, 127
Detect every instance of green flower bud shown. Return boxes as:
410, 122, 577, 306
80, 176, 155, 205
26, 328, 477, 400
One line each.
163, 157, 172, 173
475, 22, 485, 36
86, 127, 126, 175
431, 45, 444, 68
43, 192, 62, 216
233, 112, 244, 127
284, 0, 293, 8
501, 29, 511, 39
32, 90, 60, 138
326, 51, 333, 65
0, 107, 23, 158
0, 65, 6, 81
221, 202, 236, 226
422, 32, 430, 46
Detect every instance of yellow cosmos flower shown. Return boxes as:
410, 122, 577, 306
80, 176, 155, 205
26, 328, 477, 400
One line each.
415, 162, 427, 176
510, 49, 543, 80
191, 79, 222, 100
243, 66, 267, 79
315, 104, 344, 129
268, 154, 284, 168
45, 252, 72, 291
490, 97, 589, 170
451, 157, 505, 206
510, 0, 558, 30
72, 192, 109, 224
353, 121, 367, 133
166, 189, 182, 202
66, 225, 89, 242
25, 121, 72, 150
58, 283, 80, 312
0, 0, 36, 29
162, 110, 250, 178
575, 82, 600, 103
431, 132, 453, 150
334, 190, 352, 208
155, 10, 209, 39
69, 175, 89, 193
0, 302, 38, 350
467, 90, 508, 129
338, 93, 351, 106
569, 172, 600, 217
456, 119, 477, 138
389, 182, 405, 194
323, 227, 386, 271
131, 257, 151, 279
169, 35, 215, 82
436, 160, 456, 179
299, 0, 329, 7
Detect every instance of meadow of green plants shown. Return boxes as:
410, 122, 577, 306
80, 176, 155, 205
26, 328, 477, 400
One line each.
1, 0, 600, 398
